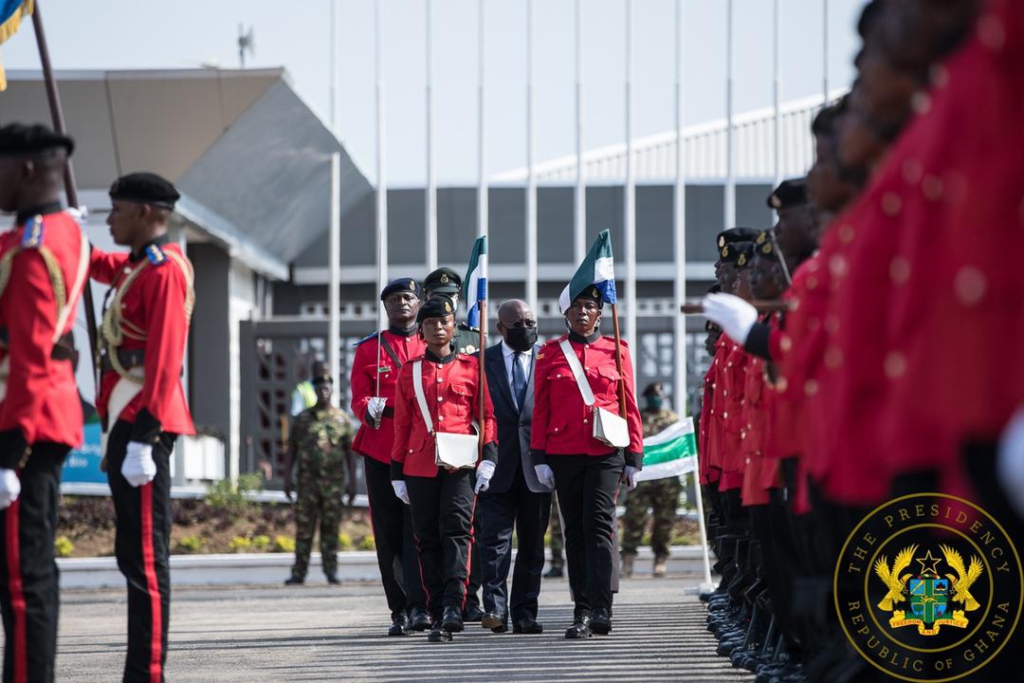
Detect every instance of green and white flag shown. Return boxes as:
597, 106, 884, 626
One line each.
636, 417, 697, 482
558, 229, 617, 313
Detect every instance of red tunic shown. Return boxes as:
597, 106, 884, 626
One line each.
740, 356, 774, 506
391, 353, 496, 478
697, 351, 722, 485
530, 335, 644, 461
716, 342, 749, 492
0, 210, 86, 452
91, 243, 195, 437
350, 330, 426, 464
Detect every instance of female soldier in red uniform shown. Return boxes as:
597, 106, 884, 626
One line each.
390, 296, 497, 642
531, 287, 643, 638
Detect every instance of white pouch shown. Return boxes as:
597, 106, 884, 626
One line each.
412, 361, 479, 470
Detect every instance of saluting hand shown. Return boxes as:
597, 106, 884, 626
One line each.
702, 292, 758, 346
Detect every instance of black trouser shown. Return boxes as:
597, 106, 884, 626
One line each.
362, 456, 427, 618
107, 420, 174, 683
478, 464, 552, 624
548, 451, 624, 616
406, 469, 475, 620
0, 444, 67, 683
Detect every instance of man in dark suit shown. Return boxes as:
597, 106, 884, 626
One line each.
478, 300, 552, 634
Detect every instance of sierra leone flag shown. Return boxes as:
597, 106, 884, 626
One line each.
0, 1, 34, 91
559, 229, 617, 313
462, 235, 488, 329
636, 417, 698, 482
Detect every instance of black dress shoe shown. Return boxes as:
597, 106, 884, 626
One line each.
388, 613, 409, 637
325, 573, 340, 585
481, 611, 507, 632
590, 608, 612, 635
512, 619, 543, 634
462, 604, 485, 622
543, 566, 564, 578
442, 606, 465, 633
407, 606, 431, 632
427, 623, 453, 643
565, 614, 591, 639
284, 576, 304, 586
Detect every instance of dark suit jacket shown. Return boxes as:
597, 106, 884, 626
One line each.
484, 342, 550, 494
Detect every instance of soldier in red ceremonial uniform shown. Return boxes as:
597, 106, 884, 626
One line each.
530, 286, 643, 639
349, 277, 430, 636
90, 173, 195, 683
389, 296, 497, 643
0, 123, 88, 683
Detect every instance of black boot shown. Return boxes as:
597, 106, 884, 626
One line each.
427, 622, 453, 643
442, 606, 465, 633
590, 608, 612, 635
565, 609, 592, 639
408, 606, 431, 632
388, 612, 409, 637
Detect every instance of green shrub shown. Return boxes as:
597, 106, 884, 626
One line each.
252, 535, 271, 551
338, 532, 354, 551
54, 536, 75, 558
228, 536, 252, 553
205, 473, 264, 512
273, 535, 295, 553
178, 535, 204, 554
358, 535, 376, 551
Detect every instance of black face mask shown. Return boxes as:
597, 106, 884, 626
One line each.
505, 326, 538, 352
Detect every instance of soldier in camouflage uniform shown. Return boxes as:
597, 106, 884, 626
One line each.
620, 383, 682, 578
283, 363, 355, 585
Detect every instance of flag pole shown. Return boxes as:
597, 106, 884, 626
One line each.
31, 0, 100, 387
609, 304, 628, 420
477, 297, 487, 458
373, 0, 388, 408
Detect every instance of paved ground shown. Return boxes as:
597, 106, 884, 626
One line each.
58, 576, 754, 682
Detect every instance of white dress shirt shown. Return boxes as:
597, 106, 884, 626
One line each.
501, 340, 534, 410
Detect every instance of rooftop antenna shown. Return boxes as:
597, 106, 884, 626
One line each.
238, 24, 255, 68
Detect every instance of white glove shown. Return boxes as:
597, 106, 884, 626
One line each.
122, 442, 157, 487
534, 464, 555, 489
368, 397, 387, 423
0, 469, 20, 510
392, 480, 410, 505
475, 460, 496, 494
997, 407, 1024, 520
622, 465, 640, 491
702, 292, 758, 345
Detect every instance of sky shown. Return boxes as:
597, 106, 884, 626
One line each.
2, 0, 867, 186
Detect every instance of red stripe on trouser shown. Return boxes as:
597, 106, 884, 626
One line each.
140, 483, 163, 683
5, 498, 27, 683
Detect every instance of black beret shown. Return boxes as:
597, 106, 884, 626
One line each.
109, 172, 180, 210
417, 296, 456, 323
310, 360, 332, 384
0, 123, 74, 157
719, 241, 754, 268
716, 227, 760, 250
642, 382, 663, 398
422, 267, 462, 294
381, 277, 422, 301
767, 178, 808, 210
572, 285, 605, 307
754, 230, 778, 259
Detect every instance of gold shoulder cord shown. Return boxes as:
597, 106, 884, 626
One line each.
102, 252, 196, 385
0, 245, 68, 334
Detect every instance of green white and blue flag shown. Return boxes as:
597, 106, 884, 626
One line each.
462, 236, 488, 328
558, 229, 617, 313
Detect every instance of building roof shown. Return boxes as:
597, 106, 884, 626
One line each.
490, 89, 849, 184
2, 68, 371, 278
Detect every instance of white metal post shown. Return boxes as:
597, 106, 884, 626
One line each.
823, 0, 830, 105
329, 152, 341, 407
477, 0, 487, 241
375, 0, 388, 312
525, 0, 538, 310
624, 0, 637, 362
426, 0, 437, 271
725, 0, 735, 230
574, 0, 586, 264
773, 0, 782, 185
